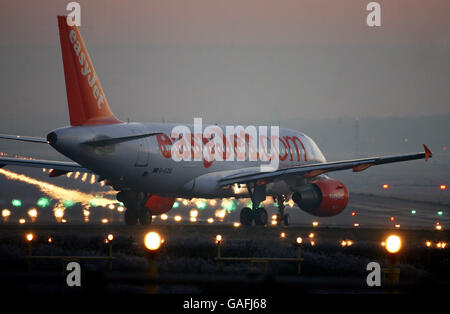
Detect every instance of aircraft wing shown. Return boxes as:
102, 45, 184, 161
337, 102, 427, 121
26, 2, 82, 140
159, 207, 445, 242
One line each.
0, 156, 89, 173
218, 145, 432, 186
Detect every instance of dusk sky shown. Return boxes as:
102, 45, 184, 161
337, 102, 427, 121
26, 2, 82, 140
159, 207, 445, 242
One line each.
1, 0, 449, 135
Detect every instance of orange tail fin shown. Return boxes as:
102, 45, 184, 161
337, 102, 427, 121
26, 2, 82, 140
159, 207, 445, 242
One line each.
57, 16, 122, 126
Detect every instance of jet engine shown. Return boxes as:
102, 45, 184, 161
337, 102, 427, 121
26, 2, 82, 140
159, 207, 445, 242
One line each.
292, 178, 348, 217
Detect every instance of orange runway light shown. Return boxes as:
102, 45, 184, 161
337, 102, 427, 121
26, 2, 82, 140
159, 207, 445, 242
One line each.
160, 214, 168, 221
144, 232, 162, 251
385, 235, 402, 254
26, 233, 34, 242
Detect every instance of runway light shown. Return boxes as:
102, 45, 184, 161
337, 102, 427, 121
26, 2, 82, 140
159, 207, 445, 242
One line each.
312, 221, 319, 227
271, 220, 278, 225
19, 218, 26, 224
215, 209, 226, 219
63, 200, 76, 208
26, 233, 34, 242
280, 232, 286, 239
160, 214, 168, 221
296, 237, 302, 245
11, 199, 22, 207
48, 236, 53, 243
353, 223, 360, 227
101, 218, 108, 224
197, 200, 207, 210
216, 234, 222, 244
233, 222, 241, 228
395, 224, 401, 228
207, 218, 214, 224
351, 211, 356, 216
2, 209, 11, 218
440, 185, 447, 190
341, 240, 347, 247
190, 209, 199, 218
425, 241, 432, 247
435, 225, 442, 231
390, 217, 395, 222
437, 210, 443, 216
174, 215, 182, 222
144, 232, 162, 251
308, 233, 314, 239
28, 208, 38, 219
117, 206, 124, 212
382, 184, 389, 190
411, 210, 417, 215
37, 197, 50, 208
108, 204, 115, 210
385, 235, 402, 254
190, 217, 197, 222
310, 240, 315, 246
107, 234, 114, 242
54, 207, 64, 219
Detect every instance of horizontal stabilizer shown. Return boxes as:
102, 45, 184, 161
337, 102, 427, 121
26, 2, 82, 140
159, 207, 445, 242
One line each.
0, 134, 48, 143
0, 156, 89, 172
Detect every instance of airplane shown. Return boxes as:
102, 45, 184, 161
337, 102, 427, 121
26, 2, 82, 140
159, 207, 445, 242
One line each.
0, 16, 432, 226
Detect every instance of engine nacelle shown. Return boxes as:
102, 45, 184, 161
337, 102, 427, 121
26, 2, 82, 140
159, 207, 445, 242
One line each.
292, 178, 348, 217
145, 196, 176, 215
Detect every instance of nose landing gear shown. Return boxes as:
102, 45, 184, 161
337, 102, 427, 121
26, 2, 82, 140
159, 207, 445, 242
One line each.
238, 183, 268, 226
117, 191, 153, 226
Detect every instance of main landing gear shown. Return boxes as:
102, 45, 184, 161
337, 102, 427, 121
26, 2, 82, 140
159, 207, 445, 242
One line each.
238, 184, 289, 227
274, 195, 289, 226
117, 191, 152, 226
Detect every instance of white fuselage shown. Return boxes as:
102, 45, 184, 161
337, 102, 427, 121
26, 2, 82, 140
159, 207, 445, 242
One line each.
49, 122, 327, 198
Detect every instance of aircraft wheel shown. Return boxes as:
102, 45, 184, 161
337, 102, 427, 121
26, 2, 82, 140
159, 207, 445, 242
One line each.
254, 207, 268, 226
240, 207, 253, 226
124, 209, 138, 225
138, 207, 152, 225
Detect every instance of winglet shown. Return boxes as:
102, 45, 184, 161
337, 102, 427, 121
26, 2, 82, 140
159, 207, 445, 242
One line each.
423, 144, 432, 161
